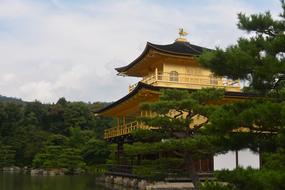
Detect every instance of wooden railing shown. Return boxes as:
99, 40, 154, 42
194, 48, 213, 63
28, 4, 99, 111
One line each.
129, 72, 240, 92
104, 121, 150, 139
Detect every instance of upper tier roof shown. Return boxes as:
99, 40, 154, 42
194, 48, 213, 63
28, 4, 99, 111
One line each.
115, 41, 212, 74
149, 41, 210, 55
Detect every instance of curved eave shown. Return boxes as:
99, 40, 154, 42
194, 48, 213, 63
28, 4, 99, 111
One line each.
115, 42, 211, 74
95, 82, 159, 115
115, 43, 152, 73
95, 82, 257, 115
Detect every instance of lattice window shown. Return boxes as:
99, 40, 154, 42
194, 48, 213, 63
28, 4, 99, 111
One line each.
169, 71, 179, 82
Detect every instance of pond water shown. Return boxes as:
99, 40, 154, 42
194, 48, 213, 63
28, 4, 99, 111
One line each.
0, 172, 123, 190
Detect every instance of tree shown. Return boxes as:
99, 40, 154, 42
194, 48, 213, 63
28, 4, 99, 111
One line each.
33, 145, 63, 169
0, 96, 111, 169
58, 148, 86, 174
0, 144, 15, 167
63, 102, 95, 131
199, 1, 285, 96
124, 88, 224, 190
197, 1, 285, 189
33, 145, 86, 173
82, 138, 110, 165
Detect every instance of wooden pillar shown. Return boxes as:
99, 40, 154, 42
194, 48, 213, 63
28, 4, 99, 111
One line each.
123, 116, 126, 126
116, 117, 120, 127
117, 142, 124, 164
259, 148, 262, 168
235, 150, 239, 168
209, 156, 214, 172
137, 154, 141, 165
155, 67, 158, 80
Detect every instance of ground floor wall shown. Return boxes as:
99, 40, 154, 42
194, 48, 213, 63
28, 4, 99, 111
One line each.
214, 148, 260, 170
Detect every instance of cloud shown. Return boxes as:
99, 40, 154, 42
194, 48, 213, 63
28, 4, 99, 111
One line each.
0, 0, 33, 18
0, 0, 281, 102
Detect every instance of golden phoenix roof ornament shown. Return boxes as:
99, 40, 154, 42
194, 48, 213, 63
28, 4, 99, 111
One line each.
179, 28, 188, 37
176, 28, 189, 42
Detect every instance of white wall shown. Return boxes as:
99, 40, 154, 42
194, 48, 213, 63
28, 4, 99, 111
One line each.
239, 149, 260, 169
214, 148, 260, 170
214, 151, 236, 170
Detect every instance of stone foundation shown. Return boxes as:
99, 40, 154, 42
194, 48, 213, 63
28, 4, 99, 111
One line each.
103, 175, 195, 190
2, 166, 21, 173
30, 168, 67, 176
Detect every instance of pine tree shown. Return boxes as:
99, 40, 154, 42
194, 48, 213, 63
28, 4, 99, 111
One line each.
197, 1, 285, 189
199, 0, 285, 96
124, 88, 224, 190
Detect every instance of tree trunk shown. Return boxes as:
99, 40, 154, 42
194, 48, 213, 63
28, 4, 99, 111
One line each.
185, 151, 200, 190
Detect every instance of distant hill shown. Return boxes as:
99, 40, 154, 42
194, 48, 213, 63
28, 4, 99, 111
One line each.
0, 95, 24, 104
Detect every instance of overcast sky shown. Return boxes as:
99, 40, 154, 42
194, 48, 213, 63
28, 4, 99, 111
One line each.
0, 0, 282, 103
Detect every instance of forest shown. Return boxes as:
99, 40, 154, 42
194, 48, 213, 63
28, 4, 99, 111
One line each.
0, 97, 112, 173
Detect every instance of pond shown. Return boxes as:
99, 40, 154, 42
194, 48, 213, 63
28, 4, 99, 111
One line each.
0, 172, 126, 190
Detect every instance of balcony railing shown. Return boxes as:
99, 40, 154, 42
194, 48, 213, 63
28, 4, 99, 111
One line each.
129, 72, 240, 92
104, 121, 150, 139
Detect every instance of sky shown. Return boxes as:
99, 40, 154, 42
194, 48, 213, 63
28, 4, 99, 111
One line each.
0, 0, 282, 103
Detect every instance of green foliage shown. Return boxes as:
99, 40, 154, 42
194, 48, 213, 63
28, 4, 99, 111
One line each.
46, 134, 69, 146
69, 127, 94, 148
202, 100, 285, 152
0, 145, 15, 167
58, 148, 86, 172
33, 145, 63, 168
33, 146, 86, 172
0, 98, 112, 170
124, 88, 224, 188
0, 95, 24, 104
132, 129, 169, 142
106, 144, 119, 165
201, 181, 233, 190
262, 149, 285, 170
215, 168, 285, 190
85, 165, 107, 176
82, 138, 110, 165
133, 158, 184, 180
139, 88, 223, 135
199, 0, 285, 95
125, 136, 217, 158
198, 2, 285, 190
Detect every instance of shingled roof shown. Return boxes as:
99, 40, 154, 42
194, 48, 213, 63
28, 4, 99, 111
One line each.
115, 41, 212, 73
95, 82, 254, 115
149, 41, 211, 55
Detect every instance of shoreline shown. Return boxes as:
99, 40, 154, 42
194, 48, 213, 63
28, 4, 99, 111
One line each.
1, 166, 85, 176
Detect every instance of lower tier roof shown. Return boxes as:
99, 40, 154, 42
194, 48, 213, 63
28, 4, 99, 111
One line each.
95, 82, 257, 116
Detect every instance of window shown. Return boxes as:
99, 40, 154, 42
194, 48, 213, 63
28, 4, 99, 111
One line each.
169, 71, 179, 82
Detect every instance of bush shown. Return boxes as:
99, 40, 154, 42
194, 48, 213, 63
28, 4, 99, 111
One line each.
215, 168, 285, 190
201, 181, 233, 190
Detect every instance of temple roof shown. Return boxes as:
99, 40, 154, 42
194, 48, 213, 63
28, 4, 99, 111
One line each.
95, 82, 255, 115
115, 41, 212, 74
95, 82, 158, 115
149, 41, 210, 55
